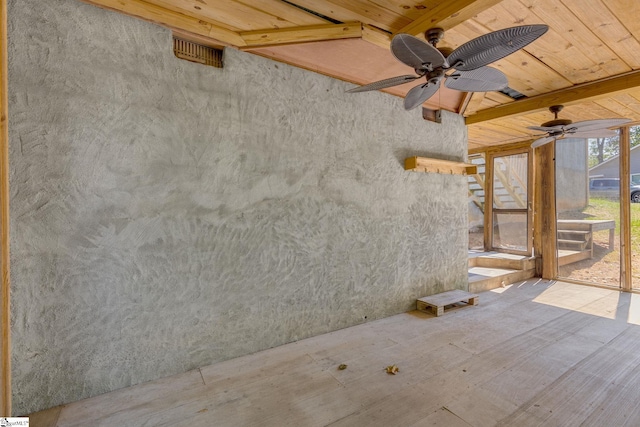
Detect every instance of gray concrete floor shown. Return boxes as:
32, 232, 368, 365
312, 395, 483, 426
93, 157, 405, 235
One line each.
29, 279, 640, 426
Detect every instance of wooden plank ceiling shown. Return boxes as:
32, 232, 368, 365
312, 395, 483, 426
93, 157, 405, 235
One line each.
82, 0, 640, 151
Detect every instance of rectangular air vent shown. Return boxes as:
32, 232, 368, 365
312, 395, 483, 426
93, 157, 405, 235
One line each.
173, 37, 224, 68
499, 86, 525, 100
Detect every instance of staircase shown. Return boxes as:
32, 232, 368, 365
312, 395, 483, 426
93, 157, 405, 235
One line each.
556, 223, 594, 265
468, 252, 536, 293
557, 229, 591, 251
468, 155, 486, 211
468, 155, 528, 211
493, 156, 527, 209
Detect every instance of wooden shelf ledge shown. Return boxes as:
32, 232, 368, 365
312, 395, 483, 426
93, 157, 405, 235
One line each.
404, 156, 477, 175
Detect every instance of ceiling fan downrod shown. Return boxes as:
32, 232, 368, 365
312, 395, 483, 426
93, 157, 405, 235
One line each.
541, 105, 572, 127
425, 28, 444, 47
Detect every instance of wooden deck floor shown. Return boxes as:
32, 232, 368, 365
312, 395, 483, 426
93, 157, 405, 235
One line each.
29, 279, 640, 427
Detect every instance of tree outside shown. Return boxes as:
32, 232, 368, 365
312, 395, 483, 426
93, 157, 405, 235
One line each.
589, 125, 640, 168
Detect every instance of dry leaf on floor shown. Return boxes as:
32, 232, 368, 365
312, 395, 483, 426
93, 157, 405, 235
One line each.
385, 365, 399, 375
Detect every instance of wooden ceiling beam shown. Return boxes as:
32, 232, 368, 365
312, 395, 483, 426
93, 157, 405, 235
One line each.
361, 25, 392, 50
396, 0, 504, 35
239, 22, 362, 48
457, 92, 474, 115
240, 23, 393, 51
465, 69, 640, 124
80, 0, 247, 47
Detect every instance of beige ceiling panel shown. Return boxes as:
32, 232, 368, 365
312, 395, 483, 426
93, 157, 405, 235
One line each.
282, 0, 411, 32
605, 0, 640, 44
473, 2, 615, 84
561, 0, 640, 69
517, 0, 629, 76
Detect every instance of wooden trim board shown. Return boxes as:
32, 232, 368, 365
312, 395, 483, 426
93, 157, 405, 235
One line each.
80, 0, 247, 47
0, 0, 10, 415
239, 22, 362, 47
620, 126, 632, 291
404, 156, 477, 175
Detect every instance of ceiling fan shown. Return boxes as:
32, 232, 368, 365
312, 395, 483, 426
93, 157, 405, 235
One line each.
529, 105, 631, 148
347, 25, 549, 110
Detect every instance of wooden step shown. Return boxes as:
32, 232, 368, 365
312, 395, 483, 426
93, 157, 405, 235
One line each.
468, 267, 536, 293
558, 249, 592, 266
557, 229, 590, 234
557, 239, 588, 250
557, 230, 590, 239
468, 253, 535, 270
416, 290, 478, 317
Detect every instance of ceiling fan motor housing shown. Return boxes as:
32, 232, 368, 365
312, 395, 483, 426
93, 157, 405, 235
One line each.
541, 118, 573, 127
427, 69, 444, 84
426, 28, 444, 46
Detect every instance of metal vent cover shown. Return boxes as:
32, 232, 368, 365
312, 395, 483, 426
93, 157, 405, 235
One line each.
173, 37, 223, 68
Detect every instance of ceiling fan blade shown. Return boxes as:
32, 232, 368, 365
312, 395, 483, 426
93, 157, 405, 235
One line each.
391, 34, 446, 71
526, 125, 563, 132
531, 136, 556, 148
568, 118, 631, 132
447, 25, 548, 71
568, 129, 618, 139
347, 75, 420, 93
444, 66, 508, 92
403, 82, 440, 110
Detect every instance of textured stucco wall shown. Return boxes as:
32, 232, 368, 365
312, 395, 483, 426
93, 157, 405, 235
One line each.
8, 0, 468, 415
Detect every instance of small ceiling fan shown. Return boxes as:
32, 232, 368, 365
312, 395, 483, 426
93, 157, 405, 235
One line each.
347, 25, 548, 110
529, 105, 631, 148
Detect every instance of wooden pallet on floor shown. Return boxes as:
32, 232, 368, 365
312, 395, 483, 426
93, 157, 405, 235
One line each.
416, 290, 478, 316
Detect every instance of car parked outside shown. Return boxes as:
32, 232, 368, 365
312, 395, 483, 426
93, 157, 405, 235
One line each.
633, 184, 640, 203
588, 178, 640, 203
